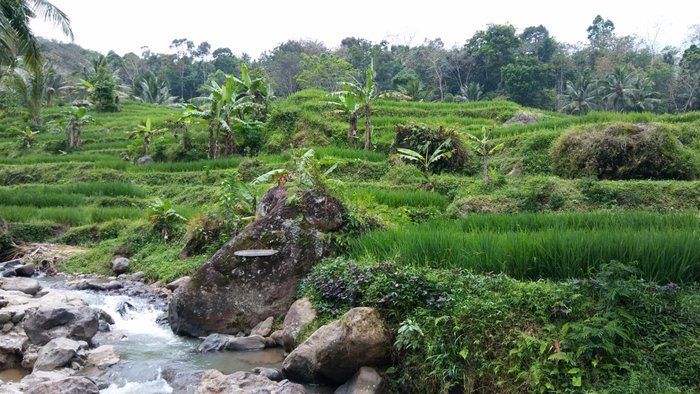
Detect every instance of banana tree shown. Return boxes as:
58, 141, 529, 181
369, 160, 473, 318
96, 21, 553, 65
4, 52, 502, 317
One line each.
128, 118, 168, 156
50, 106, 93, 148
232, 63, 273, 120
463, 127, 505, 186
339, 61, 378, 150
18, 127, 39, 148
148, 198, 185, 242
326, 93, 361, 147
396, 138, 453, 189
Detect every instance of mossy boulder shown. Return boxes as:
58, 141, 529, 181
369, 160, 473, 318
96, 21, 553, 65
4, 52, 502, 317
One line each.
551, 123, 699, 180
168, 186, 343, 337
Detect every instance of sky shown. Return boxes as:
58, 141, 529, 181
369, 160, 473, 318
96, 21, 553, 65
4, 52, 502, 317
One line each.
31, 0, 698, 59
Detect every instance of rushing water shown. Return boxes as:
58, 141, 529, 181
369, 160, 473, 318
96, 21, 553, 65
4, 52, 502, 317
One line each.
36, 277, 301, 393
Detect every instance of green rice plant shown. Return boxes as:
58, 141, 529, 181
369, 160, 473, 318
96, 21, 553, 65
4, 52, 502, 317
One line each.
349, 212, 700, 282
313, 146, 386, 162
344, 186, 448, 209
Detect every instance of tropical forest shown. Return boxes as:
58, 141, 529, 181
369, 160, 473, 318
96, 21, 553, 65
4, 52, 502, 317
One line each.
1, 1, 700, 393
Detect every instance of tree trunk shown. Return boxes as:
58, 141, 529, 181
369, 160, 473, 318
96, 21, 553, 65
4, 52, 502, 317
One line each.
144, 137, 150, 156
208, 125, 214, 159
225, 130, 233, 156
67, 124, 73, 148
214, 125, 220, 158
348, 114, 358, 147
482, 145, 489, 186
364, 104, 372, 150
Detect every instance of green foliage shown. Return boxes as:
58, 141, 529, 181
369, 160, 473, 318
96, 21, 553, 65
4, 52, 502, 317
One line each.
85, 66, 120, 112
393, 123, 475, 175
302, 259, 700, 393
552, 123, 699, 180
147, 198, 185, 241
395, 137, 453, 184
296, 53, 356, 91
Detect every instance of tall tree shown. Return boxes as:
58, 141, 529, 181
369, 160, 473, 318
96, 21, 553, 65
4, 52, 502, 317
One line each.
339, 62, 378, 150
587, 15, 616, 50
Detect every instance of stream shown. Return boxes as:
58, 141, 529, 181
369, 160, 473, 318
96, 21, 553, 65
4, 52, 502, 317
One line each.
30, 276, 331, 393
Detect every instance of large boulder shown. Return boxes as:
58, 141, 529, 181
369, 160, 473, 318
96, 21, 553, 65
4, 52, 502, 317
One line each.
282, 307, 391, 384
0, 278, 41, 295
110, 256, 129, 275
169, 187, 343, 336
33, 337, 84, 371
194, 370, 306, 394
24, 376, 99, 394
22, 305, 99, 345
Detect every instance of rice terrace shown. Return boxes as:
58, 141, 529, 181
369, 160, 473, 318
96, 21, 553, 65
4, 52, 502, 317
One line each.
1, 1, 700, 393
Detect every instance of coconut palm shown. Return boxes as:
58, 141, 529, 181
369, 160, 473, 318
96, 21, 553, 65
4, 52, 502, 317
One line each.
629, 76, 661, 112
8, 62, 47, 125
136, 73, 177, 104
0, 0, 73, 71
560, 75, 598, 115
600, 66, 636, 112
326, 93, 361, 147
457, 82, 483, 103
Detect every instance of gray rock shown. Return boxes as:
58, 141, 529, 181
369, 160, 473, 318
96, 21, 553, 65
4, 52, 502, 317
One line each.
0, 330, 28, 369
282, 307, 390, 384
195, 370, 306, 394
111, 256, 130, 275
253, 367, 285, 382
0, 311, 12, 324
14, 263, 36, 277
0, 278, 42, 295
33, 337, 82, 371
196, 333, 267, 352
102, 280, 123, 291
282, 298, 316, 346
22, 305, 99, 345
251, 316, 274, 337
166, 276, 190, 291
135, 156, 153, 165
334, 366, 384, 394
86, 345, 119, 369
169, 187, 342, 337
2, 322, 13, 332
24, 376, 99, 394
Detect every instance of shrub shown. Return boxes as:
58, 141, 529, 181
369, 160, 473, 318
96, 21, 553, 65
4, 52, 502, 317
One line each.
391, 123, 475, 175
551, 123, 698, 180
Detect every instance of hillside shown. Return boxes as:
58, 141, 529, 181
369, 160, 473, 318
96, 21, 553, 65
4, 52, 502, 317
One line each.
1, 94, 700, 392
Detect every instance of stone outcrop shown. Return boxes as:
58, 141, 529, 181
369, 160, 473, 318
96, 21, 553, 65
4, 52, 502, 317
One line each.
282, 307, 390, 384
169, 187, 343, 336
194, 370, 306, 394
251, 316, 274, 337
110, 256, 129, 275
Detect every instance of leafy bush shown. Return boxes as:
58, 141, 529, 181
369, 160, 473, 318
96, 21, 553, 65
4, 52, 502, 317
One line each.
392, 123, 476, 175
301, 259, 700, 393
551, 123, 698, 180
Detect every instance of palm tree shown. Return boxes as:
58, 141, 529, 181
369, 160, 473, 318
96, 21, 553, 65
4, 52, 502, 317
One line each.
600, 66, 636, 112
629, 76, 660, 112
8, 62, 48, 125
136, 73, 177, 104
128, 118, 168, 156
339, 62, 378, 150
560, 75, 598, 115
457, 82, 483, 103
0, 0, 73, 71
231, 63, 273, 120
326, 93, 360, 147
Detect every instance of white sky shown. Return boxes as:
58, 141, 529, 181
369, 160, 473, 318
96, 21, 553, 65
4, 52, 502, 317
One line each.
31, 0, 698, 59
